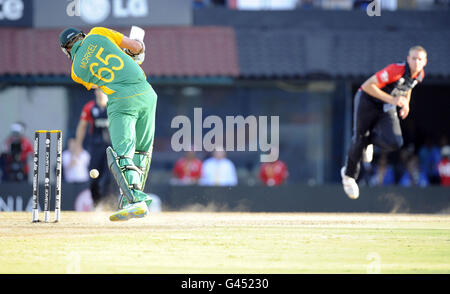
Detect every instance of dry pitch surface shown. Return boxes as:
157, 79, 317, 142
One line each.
0, 211, 449, 274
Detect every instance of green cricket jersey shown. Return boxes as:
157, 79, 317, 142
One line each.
70, 27, 151, 99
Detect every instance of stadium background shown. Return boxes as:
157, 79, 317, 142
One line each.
0, 0, 449, 213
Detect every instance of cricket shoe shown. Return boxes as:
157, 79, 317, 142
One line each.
340, 167, 359, 200
362, 144, 374, 163
109, 201, 148, 222
118, 190, 153, 209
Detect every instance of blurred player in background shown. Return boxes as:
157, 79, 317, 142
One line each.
341, 46, 427, 199
171, 150, 202, 185
438, 146, 450, 186
62, 138, 91, 183
59, 27, 156, 221
259, 159, 289, 186
199, 148, 238, 186
0, 122, 33, 182
75, 88, 113, 208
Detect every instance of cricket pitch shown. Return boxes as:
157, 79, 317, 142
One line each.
0, 212, 449, 274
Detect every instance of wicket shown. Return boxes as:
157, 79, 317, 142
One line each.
32, 130, 62, 223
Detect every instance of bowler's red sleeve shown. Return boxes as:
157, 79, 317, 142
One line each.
375, 64, 405, 88
80, 101, 95, 123
22, 138, 34, 157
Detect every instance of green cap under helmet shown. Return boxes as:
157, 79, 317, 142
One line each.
59, 28, 85, 58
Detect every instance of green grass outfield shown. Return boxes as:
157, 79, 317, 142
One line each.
0, 212, 449, 274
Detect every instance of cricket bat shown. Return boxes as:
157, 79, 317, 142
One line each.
129, 26, 145, 42
129, 26, 145, 65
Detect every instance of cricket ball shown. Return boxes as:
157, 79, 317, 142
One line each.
89, 169, 99, 179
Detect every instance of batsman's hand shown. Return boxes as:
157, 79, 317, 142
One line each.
124, 49, 145, 65
124, 39, 144, 55
124, 39, 145, 65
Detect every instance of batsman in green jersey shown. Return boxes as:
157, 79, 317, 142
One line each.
59, 27, 156, 221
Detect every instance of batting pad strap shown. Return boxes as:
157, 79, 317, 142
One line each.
129, 184, 142, 191
122, 165, 143, 175
118, 155, 142, 174
106, 147, 137, 204
135, 150, 151, 156
118, 155, 134, 161
134, 147, 153, 191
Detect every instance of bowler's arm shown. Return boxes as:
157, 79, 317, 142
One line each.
405, 89, 412, 104
361, 75, 406, 107
399, 89, 412, 119
75, 119, 88, 147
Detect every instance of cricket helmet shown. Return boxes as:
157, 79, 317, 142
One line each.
59, 28, 85, 59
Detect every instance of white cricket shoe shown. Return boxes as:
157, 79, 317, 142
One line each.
340, 167, 359, 199
362, 144, 374, 163
109, 201, 148, 221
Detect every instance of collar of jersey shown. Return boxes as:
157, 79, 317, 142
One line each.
70, 39, 84, 61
